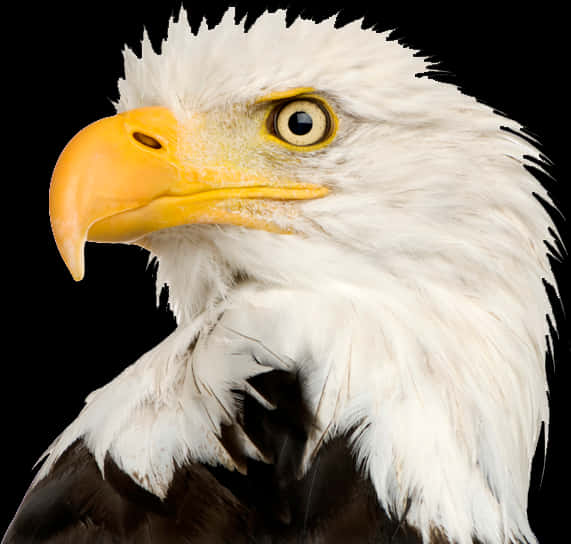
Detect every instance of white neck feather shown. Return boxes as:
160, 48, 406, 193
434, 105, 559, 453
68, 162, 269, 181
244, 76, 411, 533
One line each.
38, 221, 552, 544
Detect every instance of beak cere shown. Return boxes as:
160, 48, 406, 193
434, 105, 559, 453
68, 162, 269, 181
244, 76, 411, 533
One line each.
49, 106, 329, 281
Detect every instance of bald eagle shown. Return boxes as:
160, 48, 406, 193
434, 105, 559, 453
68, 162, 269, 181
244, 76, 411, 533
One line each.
3, 6, 565, 544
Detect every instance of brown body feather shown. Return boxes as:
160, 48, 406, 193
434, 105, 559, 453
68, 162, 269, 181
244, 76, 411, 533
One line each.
4, 370, 465, 543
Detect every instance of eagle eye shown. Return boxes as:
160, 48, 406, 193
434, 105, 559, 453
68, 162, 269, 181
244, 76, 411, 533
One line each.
273, 99, 332, 147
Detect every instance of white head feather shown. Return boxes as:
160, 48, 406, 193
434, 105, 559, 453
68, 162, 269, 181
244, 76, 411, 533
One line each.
38, 8, 560, 544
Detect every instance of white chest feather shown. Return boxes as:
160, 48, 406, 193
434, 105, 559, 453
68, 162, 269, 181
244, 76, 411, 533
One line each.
35, 259, 550, 544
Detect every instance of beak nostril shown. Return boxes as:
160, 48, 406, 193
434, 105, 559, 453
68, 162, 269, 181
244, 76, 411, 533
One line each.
132, 132, 162, 150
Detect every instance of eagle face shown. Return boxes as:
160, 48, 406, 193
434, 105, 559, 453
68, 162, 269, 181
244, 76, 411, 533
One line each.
110, 10, 556, 327
42, 7, 558, 544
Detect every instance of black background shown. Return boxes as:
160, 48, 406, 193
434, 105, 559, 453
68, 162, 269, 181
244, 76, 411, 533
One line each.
4, 1, 569, 541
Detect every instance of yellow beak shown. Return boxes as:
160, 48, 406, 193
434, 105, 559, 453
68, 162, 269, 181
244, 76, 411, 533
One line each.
49, 107, 328, 281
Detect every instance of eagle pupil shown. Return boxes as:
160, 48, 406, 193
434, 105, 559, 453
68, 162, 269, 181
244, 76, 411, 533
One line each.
288, 111, 313, 135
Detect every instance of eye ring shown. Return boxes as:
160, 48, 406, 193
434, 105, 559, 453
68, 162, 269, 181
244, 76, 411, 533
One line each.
272, 99, 332, 147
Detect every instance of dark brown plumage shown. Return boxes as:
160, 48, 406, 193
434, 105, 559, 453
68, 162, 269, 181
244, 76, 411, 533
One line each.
4, 369, 458, 543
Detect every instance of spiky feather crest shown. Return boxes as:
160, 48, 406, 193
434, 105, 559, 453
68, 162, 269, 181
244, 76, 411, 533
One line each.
36, 7, 559, 544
